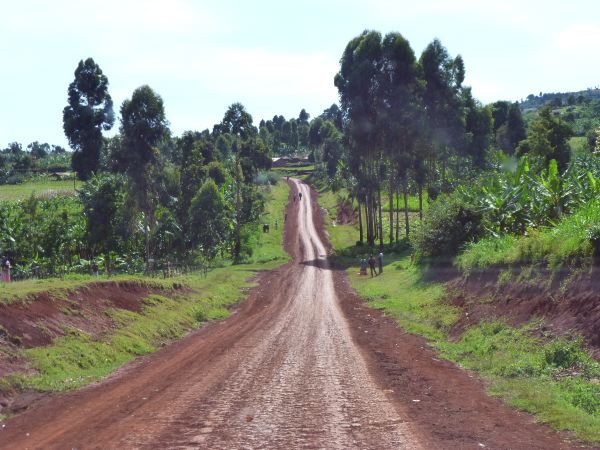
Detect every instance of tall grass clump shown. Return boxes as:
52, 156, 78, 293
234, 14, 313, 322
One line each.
457, 199, 600, 271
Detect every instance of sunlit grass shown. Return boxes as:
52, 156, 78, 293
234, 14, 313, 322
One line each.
346, 253, 600, 442
457, 200, 600, 271
246, 180, 290, 263
0, 179, 81, 201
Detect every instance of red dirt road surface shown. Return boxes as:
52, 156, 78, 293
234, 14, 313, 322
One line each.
0, 179, 592, 449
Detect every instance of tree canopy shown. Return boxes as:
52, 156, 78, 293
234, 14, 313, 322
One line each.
63, 58, 114, 180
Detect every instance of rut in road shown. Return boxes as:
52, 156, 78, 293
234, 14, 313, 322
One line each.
0, 179, 422, 450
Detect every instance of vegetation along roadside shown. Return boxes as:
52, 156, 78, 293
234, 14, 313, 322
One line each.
0, 180, 289, 421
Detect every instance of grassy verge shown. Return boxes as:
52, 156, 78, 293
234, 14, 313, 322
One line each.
0, 275, 170, 305
310, 180, 600, 443
8, 262, 281, 392
246, 180, 290, 263
0, 179, 81, 201
0, 182, 289, 397
457, 199, 600, 271
346, 255, 600, 442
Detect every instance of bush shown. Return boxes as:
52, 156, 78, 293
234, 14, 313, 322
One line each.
457, 199, 600, 270
266, 171, 280, 185
412, 192, 483, 262
588, 224, 600, 260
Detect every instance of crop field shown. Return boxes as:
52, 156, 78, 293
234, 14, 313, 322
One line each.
0, 179, 81, 201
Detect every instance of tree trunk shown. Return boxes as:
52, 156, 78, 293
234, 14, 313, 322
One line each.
105, 252, 111, 277
378, 186, 383, 249
144, 210, 150, 273
395, 187, 400, 242
233, 180, 242, 261
388, 184, 394, 244
358, 197, 363, 244
368, 192, 375, 248
403, 183, 410, 238
372, 192, 378, 245
441, 152, 447, 183
418, 185, 423, 220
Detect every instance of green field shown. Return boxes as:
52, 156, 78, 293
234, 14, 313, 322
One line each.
0, 179, 81, 201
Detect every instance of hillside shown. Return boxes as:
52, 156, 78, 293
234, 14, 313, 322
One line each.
520, 88, 600, 112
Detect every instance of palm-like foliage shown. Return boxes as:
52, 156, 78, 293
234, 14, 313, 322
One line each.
463, 156, 600, 237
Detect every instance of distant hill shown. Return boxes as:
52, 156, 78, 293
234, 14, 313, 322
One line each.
519, 88, 600, 111
517, 88, 600, 142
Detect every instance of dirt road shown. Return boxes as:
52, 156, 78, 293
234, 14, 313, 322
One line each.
0, 179, 590, 449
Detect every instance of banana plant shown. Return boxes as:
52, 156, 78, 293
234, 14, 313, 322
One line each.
530, 159, 584, 226
475, 157, 534, 235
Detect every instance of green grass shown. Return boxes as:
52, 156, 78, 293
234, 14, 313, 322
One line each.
246, 180, 290, 263
0, 274, 168, 305
457, 200, 600, 271
349, 254, 456, 340
0, 179, 81, 201
382, 192, 428, 213
439, 323, 600, 441
344, 253, 600, 442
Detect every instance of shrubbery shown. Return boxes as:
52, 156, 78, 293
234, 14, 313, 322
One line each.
457, 199, 600, 270
412, 192, 483, 262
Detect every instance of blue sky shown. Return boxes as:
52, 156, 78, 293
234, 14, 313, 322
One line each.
2, 0, 599, 149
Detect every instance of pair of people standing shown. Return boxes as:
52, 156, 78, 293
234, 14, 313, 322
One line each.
364, 251, 383, 277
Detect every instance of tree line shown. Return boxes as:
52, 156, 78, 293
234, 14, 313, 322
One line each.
321, 30, 580, 251
1, 58, 277, 278
0, 142, 69, 184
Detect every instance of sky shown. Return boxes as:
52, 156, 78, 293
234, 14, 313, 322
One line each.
2, 0, 600, 149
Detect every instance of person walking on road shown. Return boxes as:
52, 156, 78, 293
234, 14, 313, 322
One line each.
377, 251, 384, 275
368, 254, 376, 278
298, 192, 302, 201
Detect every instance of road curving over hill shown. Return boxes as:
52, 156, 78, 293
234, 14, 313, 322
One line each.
0, 179, 590, 449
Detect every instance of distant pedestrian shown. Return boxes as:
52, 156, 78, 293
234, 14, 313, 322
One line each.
359, 257, 368, 276
284, 212, 288, 222
368, 255, 376, 278
91, 261, 99, 276
298, 192, 302, 201
377, 251, 384, 275
1, 256, 11, 283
